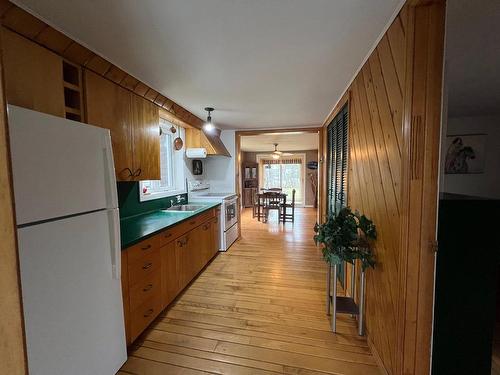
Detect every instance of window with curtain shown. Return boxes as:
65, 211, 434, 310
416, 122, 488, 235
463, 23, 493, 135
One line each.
256, 155, 305, 205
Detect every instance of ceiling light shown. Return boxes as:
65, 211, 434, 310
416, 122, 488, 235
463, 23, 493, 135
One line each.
203, 107, 215, 132
272, 153, 280, 160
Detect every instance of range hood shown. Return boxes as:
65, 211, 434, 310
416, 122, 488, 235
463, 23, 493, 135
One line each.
185, 127, 231, 157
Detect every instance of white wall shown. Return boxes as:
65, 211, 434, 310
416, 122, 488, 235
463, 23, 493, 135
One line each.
442, 115, 500, 199
184, 130, 236, 193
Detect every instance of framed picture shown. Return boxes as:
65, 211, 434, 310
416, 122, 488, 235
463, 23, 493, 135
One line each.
192, 159, 203, 175
444, 134, 486, 174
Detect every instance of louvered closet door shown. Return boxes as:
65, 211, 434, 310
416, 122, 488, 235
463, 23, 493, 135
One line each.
336, 106, 348, 212
326, 104, 349, 286
327, 104, 349, 216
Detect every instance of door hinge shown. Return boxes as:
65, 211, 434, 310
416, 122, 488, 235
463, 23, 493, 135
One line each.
430, 240, 438, 253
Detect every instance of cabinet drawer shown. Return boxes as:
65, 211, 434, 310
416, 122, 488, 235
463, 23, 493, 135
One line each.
159, 225, 185, 247
128, 250, 161, 286
130, 294, 162, 342
127, 235, 161, 264
159, 209, 216, 247
129, 271, 161, 310
195, 209, 215, 226
181, 209, 214, 233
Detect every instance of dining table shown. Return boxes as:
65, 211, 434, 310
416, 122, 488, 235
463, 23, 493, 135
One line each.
256, 191, 287, 223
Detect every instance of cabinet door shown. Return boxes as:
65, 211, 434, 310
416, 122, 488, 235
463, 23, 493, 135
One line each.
2, 28, 65, 117
211, 215, 220, 256
131, 94, 160, 180
199, 221, 213, 266
85, 70, 134, 181
176, 233, 194, 290
242, 188, 252, 207
160, 240, 181, 309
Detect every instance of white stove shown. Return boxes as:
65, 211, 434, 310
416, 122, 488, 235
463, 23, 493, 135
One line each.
188, 181, 238, 251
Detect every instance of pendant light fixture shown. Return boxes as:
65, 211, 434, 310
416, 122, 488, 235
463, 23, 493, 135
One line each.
203, 107, 215, 132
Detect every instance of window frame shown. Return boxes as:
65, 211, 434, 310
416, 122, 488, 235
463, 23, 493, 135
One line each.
256, 153, 306, 206
139, 120, 186, 202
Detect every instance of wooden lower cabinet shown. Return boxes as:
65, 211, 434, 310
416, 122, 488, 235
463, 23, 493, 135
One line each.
242, 188, 257, 208
160, 240, 181, 310
210, 215, 220, 256
121, 208, 219, 345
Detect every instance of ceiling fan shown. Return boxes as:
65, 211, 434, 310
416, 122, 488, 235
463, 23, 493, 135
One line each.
271, 143, 293, 159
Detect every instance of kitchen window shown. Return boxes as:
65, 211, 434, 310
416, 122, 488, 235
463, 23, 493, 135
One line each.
139, 119, 186, 201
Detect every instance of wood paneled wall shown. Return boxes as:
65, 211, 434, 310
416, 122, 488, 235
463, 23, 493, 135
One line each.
320, 1, 445, 374
0, 0, 205, 129
0, 28, 27, 374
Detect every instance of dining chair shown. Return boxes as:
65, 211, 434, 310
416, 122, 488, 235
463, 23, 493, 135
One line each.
264, 192, 283, 223
281, 189, 296, 223
253, 191, 265, 220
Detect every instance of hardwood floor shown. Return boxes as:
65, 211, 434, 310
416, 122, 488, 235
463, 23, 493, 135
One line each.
120, 208, 380, 374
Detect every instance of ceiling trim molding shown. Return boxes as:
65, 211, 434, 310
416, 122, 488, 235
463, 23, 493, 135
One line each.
235, 126, 321, 136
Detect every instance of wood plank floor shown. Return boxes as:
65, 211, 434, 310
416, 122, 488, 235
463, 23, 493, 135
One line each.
120, 208, 380, 375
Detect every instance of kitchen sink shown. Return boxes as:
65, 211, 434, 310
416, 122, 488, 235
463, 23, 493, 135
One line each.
163, 204, 205, 212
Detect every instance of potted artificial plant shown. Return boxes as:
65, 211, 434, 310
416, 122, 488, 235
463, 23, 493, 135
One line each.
314, 207, 377, 271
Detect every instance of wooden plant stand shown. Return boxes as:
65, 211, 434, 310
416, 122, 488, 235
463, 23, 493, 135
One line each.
325, 261, 366, 335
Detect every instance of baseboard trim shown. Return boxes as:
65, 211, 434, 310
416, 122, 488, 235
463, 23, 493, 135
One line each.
366, 332, 389, 375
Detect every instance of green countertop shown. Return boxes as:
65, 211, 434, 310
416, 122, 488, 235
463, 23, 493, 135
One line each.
120, 202, 221, 249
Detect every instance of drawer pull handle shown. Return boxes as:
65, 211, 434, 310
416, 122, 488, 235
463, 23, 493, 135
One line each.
189, 220, 196, 225
143, 308, 154, 318
143, 284, 153, 292
177, 240, 183, 247
203, 224, 209, 230
142, 262, 153, 270
164, 233, 172, 238
141, 244, 151, 251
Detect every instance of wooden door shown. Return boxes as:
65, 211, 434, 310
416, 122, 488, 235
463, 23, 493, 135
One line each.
84, 70, 134, 181
160, 240, 181, 309
2, 28, 65, 117
130, 94, 160, 180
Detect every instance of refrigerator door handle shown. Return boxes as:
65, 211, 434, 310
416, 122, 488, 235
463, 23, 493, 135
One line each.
108, 209, 121, 280
103, 132, 118, 208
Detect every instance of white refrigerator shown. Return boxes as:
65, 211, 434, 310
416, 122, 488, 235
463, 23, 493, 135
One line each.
8, 105, 127, 375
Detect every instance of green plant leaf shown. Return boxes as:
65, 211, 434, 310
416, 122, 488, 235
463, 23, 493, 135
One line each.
314, 207, 376, 269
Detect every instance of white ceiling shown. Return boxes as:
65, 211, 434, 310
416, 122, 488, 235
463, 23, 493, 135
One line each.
240, 132, 318, 152
14, 0, 402, 129
446, 0, 500, 117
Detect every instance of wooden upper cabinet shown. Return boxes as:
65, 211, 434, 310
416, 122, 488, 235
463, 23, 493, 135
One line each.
84, 70, 134, 181
131, 94, 160, 180
2, 27, 65, 117
84, 70, 160, 181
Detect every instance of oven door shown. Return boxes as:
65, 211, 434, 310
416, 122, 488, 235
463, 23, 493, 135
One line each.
224, 198, 238, 231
